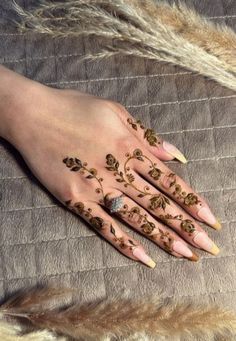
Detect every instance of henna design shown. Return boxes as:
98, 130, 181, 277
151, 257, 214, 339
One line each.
162, 172, 200, 207
127, 117, 162, 147
65, 199, 138, 250
159, 213, 196, 236
63, 157, 105, 204
109, 224, 138, 250
125, 120, 198, 207
65, 199, 106, 231
105, 149, 170, 211
117, 204, 174, 253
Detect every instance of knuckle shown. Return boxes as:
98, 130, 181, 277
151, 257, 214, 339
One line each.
116, 135, 136, 152
104, 99, 127, 117
60, 183, 82, 206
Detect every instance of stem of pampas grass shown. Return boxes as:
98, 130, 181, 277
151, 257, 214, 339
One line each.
12, 0, 236, 91
1, 286, 236, 340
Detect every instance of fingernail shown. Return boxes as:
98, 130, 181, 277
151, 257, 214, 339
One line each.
197, 206, 222, 230
162, 141, 187, 164
193, 232, 220, 255
132, 248, 156, 268
172, 241, 199, 261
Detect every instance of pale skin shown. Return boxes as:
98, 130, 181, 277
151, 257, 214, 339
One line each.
0, 65, 222, 268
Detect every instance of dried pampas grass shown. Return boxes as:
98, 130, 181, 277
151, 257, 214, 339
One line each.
1, 286, 236, 340
0, 314, 66, 341
12, 0, 236, 91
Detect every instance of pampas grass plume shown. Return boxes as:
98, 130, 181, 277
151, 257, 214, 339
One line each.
12, 0, 236, 91
1, 287, 236, 340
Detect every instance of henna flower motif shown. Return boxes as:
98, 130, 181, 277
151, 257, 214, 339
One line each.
180, 219, 196, 233
159, 229, 174, 252
184, 193, 199, 206
141, 222, 156, 234
63, 157, 83, 171
105, 154, 119, 171
144, 128, 159, 146
74, 202, 85, 215
89, 216, 105, 230
148, 167, 163, 181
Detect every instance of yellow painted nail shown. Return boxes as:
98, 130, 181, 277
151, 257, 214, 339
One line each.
174, 152, 188, 164
212, 219, 222, 231
197, 207, 222, 230
193, 232, 220, 256
132, 248, 156, 268
188, 252, 200, 262
162, 141, 187, 164
211, 243, 220, 255
147, 259, 157, 269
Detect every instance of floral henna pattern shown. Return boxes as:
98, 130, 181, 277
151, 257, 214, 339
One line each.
109, 224, 138, 251
63, 157, 105, 204
159, 213, 196, 236
162, 172, 200, 207
64, 199, 138, 251
117, 204, 174, 253
127, 117, 162, 147
65, 200, 106, 231
105, 149, 170, 211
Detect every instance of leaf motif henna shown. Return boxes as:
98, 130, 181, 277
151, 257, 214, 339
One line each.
161, 172, 200, 207
127, 118, 162, 147
109, 224, 138, 250
105, 149, 170, 211
149, 195, 170, 211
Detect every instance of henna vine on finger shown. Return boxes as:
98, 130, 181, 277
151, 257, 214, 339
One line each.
109, 224, 138, 251
105, 149, 170, 211
64, 199, 138, 251
127, 117, 162, 147
162, 172, 200, 207
117, 203, 175, 253
65, 200, 106, 231
159, 213, 196, 236
63, 157, 105, 204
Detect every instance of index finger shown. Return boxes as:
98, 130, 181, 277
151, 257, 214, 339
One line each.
132, 148, 221, 230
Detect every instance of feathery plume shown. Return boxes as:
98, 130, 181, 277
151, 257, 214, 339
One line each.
1, 287, 236, 340
12, 0, 236, 91
0, 314, 66, 341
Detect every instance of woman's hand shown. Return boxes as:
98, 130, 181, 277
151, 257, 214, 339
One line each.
0, 66, 221, 268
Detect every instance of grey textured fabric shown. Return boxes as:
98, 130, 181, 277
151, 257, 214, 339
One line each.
0, 0, 236, 326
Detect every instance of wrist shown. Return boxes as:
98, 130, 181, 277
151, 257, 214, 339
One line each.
0, 66, 47, 146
